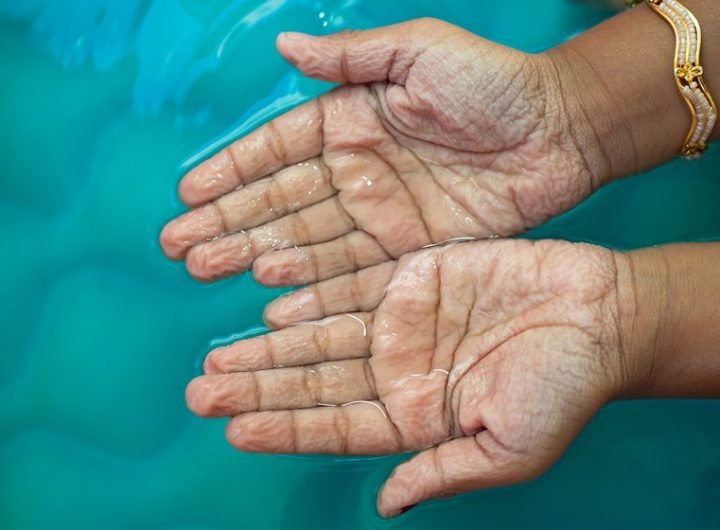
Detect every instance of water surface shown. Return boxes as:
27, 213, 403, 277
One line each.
1, 1, 720, 528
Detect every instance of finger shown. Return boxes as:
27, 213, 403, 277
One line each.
204, 313, 372, 374
253, 231, 390, 287
185, 196, 355, 282
161, 157, 335, 260
370, 249, 442, 381
187, 358, 378, 418
178, 99, 323, 207
225, 402, 402, 455
378, 431, 542, 517
264, 261, 396, 328
276, 19, 455, 85
159, 204, 225, 261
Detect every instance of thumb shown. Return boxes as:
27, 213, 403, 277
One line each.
275, 18, 453, 85
377, 431, 547, 517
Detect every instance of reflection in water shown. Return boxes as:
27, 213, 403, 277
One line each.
1, 0, 360, 115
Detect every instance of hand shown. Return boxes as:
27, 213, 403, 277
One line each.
185, 239, 628, 516
160, 19, 603, 284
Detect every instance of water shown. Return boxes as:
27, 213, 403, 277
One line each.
1, 1, 720, 528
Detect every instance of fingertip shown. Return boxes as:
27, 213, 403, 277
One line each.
262, 303, 284, 330
178, 176, 203, 208
185, 246, 218, 283
186, 236, 253, 283
159, 222, 184, 260
252, 255, 280, 286
376, 483, 402, 518
275, 31, 312, 64
225, 411, 289, 453
263, 289, 315, 329
179, 150, 241, 207
202, 349, 222, 374
276, 31, 313, 44
178, 168, 218, 208
225, 416, 244, 448
377, 458, 430, 518
162, 205, 227, 263
185, 376, 212, 417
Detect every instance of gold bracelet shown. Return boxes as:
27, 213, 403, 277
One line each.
646, 0, 718, 158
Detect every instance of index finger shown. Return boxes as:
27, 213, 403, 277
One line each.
179, 99, 324, 207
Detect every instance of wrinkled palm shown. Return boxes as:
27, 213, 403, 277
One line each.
186, 239, 626, 516
160, 19, 594, 284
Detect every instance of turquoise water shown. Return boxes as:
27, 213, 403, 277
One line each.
1, 0, 720, 528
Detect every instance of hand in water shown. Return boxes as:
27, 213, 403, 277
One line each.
185, 240, 628, 516
160, 19, 601, 284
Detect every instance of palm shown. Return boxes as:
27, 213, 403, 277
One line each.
186, 240, 624, 515
369, 241, 620, 453
160, 20, 592, 284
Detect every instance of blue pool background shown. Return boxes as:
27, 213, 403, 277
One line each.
1, 0, 720, 528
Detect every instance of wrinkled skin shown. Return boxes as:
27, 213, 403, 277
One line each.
160, 19, 596, 284
186, 239, 627, 516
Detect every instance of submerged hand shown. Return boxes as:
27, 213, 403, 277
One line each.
160, 19, 601, 284
185, 239, 629, 516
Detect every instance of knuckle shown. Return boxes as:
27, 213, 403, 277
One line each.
311, 326, 330, 357
304, 367, 322, 404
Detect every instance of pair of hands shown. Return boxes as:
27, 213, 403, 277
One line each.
161, 19, 642, 516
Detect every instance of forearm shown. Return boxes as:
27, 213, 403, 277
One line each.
546, 0, 720, 183
616, 243, 720, 398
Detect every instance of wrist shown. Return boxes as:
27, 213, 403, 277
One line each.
612, 247, 669, 399
615, 244, 720, 399
540, 46, 637, 189
546, 0, 720, 185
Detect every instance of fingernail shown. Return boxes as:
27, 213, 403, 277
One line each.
229, 420, 243, 441
185, 379, 210, 415
203, 350, 221, 374
265, 290, 315, 328
399, 504, 417, 515
281, 31, 312, 41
